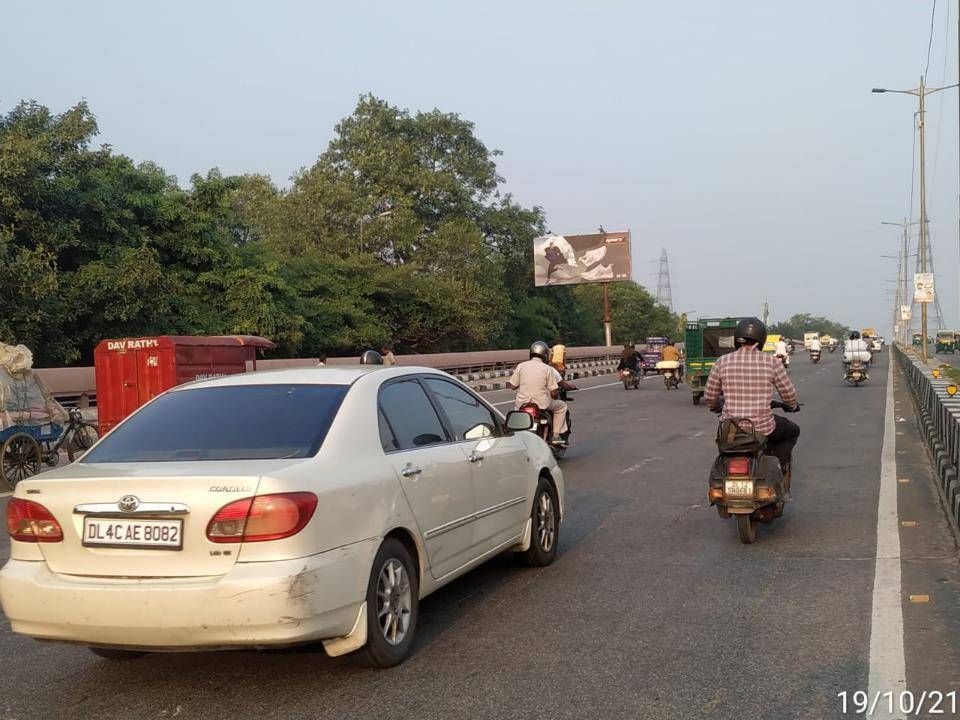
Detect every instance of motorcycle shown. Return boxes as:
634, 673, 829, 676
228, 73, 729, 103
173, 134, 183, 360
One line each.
845, 359, 868, 386
708, 400, 800, 544
621, 368, 640, 390
656, 360, 681, 390
519, 380, 576, 459
828, 344, 837, 354
777, 354, 789, 368
810, 348, 821, 364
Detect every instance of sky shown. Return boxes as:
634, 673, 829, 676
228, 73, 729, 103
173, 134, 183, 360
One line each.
4, 0, 960, 335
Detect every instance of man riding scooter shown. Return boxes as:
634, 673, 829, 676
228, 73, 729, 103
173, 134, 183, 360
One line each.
509, 341, 569, 446
843, 330, 872, 379
705, 318, 801, 477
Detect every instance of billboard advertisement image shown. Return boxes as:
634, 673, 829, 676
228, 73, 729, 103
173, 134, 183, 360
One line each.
914, 272, 934, 304
534, 231, 632, 287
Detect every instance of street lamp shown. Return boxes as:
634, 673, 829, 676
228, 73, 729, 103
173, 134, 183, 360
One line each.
873, 78, 959, 361
358, 209, 393, 254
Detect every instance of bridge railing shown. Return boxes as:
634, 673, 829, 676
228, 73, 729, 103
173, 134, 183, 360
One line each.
894, 343, 960, 530
35, 345, 630, 408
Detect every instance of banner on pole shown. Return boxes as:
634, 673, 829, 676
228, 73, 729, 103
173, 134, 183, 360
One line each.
900, 305, 912, 321
914, 273, 935, 303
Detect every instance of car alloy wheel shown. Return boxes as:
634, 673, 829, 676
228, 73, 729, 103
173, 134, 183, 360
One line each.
537, 490, 556, 553
376, 558, 412, 646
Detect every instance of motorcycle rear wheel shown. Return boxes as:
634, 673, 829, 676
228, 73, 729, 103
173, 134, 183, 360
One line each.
736, 515, 757, 544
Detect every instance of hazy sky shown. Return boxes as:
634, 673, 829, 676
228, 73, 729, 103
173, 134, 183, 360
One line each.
5, 0, 960, 333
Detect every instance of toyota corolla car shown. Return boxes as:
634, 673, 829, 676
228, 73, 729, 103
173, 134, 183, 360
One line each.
0, 367, 563, 667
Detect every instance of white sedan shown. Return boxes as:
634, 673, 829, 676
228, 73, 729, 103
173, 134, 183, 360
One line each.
0, 367, 563, 667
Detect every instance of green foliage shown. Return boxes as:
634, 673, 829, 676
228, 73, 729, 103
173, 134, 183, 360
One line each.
573, 283, 679, 345
1, 96, 676, 365
769, 314, 851, 340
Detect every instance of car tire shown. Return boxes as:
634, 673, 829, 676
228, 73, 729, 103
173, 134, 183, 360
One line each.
88, 647, 146, 661
359, 538, 419, 668
520, 478, 559, 567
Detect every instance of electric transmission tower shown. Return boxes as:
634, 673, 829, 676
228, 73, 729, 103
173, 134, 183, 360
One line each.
655, 248, 674, 312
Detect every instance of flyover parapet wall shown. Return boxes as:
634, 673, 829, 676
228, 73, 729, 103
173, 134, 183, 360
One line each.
895, 343, 960, 532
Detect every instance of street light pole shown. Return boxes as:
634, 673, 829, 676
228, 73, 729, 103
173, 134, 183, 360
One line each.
872, 78, 959, 362
919, 77, 929, 362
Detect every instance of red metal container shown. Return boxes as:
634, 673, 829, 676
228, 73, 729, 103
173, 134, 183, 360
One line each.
93, 335, 276, 435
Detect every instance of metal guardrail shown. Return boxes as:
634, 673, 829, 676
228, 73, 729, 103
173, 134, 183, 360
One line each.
894, 344, 960, 530
36, 345, 635, 407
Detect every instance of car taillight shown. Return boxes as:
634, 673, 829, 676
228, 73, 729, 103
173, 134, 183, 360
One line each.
206, 492, 318, 543
6, 498, 63, 542
726, 457, 751, 476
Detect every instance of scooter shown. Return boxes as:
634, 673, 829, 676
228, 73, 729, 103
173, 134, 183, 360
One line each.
828, 344, 837, 354
708, 400, 800, 544
845, 359, 868, 386
810, 348, 821, 364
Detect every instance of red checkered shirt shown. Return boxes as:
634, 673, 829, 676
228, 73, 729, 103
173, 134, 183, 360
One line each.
704, 346, 798, 436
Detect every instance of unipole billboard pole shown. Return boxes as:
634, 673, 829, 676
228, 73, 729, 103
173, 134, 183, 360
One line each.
603, 282, 612, 346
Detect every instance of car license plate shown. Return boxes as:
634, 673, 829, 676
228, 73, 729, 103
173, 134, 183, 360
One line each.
724, 479, 754, 497
82, 517, 183, 550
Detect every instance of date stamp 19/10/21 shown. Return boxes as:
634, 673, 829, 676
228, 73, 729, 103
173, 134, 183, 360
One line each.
838, 690, 957, 715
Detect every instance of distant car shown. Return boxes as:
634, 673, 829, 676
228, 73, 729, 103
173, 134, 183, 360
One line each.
0, 367, 563, 667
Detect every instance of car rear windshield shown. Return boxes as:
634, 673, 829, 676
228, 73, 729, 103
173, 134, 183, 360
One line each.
83, 384, 348, 462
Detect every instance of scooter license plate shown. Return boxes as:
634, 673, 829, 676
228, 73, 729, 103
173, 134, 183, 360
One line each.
724, 479, 754, 497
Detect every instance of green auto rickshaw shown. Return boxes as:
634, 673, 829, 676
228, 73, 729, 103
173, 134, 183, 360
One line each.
684, 317, 742, 405
936, 331, 957, 354
913, 332, 923, 348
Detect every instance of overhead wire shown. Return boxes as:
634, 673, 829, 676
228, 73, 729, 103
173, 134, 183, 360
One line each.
925, 0, 939, 78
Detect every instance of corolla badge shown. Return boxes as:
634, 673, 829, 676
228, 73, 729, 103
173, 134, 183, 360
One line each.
118, 495, 140, 512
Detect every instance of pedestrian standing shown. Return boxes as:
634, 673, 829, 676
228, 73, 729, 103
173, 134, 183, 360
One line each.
381, 346, 397, 366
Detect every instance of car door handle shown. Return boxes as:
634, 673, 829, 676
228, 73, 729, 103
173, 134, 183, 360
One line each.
468, 451, 483, 464
400, 465, 422, 478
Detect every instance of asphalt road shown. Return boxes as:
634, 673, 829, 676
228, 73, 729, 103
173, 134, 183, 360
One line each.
1, 350, 959, 719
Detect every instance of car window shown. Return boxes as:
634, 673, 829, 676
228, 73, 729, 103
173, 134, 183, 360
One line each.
83, 385, 348, 462
423, 378, 500, 441
379, 380, 449, 451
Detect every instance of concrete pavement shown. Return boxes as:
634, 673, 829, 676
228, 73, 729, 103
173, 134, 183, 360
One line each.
0, 352, 958, 719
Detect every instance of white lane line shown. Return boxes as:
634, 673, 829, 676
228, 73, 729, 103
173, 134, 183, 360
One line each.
868, 357, 905, 716
491, 380, 622, 406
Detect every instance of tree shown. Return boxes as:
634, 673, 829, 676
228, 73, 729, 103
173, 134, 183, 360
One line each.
572, 283, 679, 346
769, 314, 850, 340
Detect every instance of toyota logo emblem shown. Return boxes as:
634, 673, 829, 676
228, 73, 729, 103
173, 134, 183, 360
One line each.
118, 495, 140, 512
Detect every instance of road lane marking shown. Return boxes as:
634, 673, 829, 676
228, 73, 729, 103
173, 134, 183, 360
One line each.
868, 358, 905, 717
490, 380, 622, 406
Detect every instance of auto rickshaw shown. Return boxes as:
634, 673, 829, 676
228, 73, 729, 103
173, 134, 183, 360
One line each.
684, 317, 741, 405
913, 332, 923, 348
936, 331, 957, 354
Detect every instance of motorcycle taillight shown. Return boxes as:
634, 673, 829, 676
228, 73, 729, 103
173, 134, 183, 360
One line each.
522, 406, 539, 419
727, 457, 750, 476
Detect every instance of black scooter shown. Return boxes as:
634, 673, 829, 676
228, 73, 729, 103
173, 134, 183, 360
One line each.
708, 400, 801, 543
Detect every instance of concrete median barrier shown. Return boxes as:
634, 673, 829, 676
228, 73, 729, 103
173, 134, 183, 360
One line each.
895, 343, 960, 531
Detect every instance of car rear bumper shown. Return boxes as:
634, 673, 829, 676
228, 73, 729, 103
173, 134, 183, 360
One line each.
0, 538, 379, 650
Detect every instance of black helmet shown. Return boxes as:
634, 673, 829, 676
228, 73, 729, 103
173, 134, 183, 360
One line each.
530, 340, 550, 361
360, 349, 384, 365
850, 330, 861, 340
734, 317, 767, 348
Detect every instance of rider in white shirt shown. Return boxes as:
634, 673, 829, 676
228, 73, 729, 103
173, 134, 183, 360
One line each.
774, 338, 790, 367
809, 337, 821, 353
843, 331, 872, 375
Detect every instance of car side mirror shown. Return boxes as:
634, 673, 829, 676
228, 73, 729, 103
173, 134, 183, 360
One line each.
505, 411, 534, 432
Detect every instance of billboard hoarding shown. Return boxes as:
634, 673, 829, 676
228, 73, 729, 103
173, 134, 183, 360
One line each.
914, 273, 934, 303
534, 231, 632, 287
